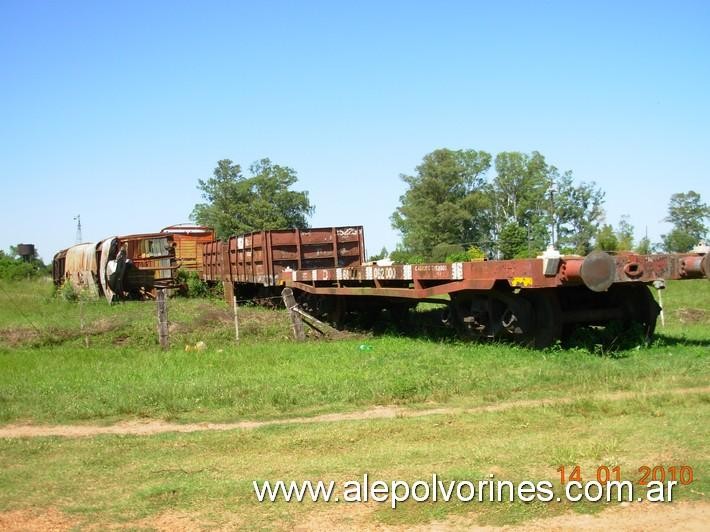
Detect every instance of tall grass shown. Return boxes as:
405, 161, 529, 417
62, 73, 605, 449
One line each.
0, 278, 707, 424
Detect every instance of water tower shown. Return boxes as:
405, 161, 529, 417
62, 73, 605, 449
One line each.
17, 243, 35, 262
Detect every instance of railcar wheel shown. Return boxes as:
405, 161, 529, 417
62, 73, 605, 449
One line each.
327, 297, 347, 330
450, 290, 538, 344
449, 292, 494, 341
520, 289, 563, 348
610, 284, 660, 343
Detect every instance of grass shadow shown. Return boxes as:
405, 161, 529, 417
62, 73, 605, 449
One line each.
651, 333, 710, 349
355, 306, 703, 357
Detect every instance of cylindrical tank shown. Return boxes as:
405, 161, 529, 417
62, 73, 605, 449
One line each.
17, 243, 35, 260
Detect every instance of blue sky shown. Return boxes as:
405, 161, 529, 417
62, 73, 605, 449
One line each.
1, 0, 708, 261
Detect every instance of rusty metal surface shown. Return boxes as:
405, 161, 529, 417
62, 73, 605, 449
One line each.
98, 237, 119, 303
161, 224, 215, 271
117, 233, 179, 290
52, 249, 67, 286
52, 243, 99, 296
280, 250, 709, 300
202, 226, 366, 286
52, 232, 181, 303
200, 240, 228, 282
579, 250, 617, 292
567, 251, 710, 290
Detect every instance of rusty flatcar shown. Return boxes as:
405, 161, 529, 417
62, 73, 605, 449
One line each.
280, 247, 709, 346
203, 228, 709, 347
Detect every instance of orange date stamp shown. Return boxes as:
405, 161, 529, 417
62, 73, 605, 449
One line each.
557, 465, 694, 486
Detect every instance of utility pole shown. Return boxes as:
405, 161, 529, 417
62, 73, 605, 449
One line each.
548, 183, 557, 248
74, 215, 82, 244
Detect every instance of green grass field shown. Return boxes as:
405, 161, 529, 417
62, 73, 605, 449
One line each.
0, 278, 708, 529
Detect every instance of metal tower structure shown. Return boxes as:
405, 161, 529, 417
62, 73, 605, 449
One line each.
74, 215, 82, 244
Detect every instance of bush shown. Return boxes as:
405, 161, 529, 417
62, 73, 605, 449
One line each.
0, 253, 47, 281
58, 280, 79, 302
431, 243, 464, 263
445, 251, 469, 262
466, 246, 486, 260
176, 269, 223, 298
389, 250, 425, 264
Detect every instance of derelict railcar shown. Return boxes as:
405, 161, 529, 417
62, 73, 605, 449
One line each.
161, 224, 215, 272
53, 233, 180, 302
200, 226, 366, 300
203, 227, 709, 347
280, 248, 709, 347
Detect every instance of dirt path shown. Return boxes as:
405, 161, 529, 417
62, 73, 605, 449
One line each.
2, 501, 709, 531
296, 500, 710, 531
1, 386, 708, 439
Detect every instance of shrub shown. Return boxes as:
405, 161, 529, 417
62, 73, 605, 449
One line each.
58, 280, 79, 302
0, 254, 47, 281
389, 250, 425, 264
445, 251, 469, 262
176, 269, 222, 298
431, 243, 464, 263
466, 246, 486, 261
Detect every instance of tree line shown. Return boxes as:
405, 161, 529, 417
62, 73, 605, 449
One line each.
191, 152, 709, 261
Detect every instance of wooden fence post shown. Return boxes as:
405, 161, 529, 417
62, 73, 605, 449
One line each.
233, 294, 240, 342
157, 288, 169, 350
79, 294, 89, 348
281, 287, 305, 341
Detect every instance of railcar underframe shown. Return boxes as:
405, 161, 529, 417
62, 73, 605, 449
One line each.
276, 250, 709, 347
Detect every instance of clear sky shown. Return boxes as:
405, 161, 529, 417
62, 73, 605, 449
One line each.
1, 0, 708, 261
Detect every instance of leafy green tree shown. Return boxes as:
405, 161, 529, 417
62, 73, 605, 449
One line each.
553, 172, 606, 255
368, 246, 389, 261
662, 229, 698, 253
491, 151, 548, 222
392, 148, 606, 259
489, 154, 605, 256
661, 191, 709, 252
595, 224, 618, 251
498, 222, 528, 259
191, 158, 314, 239
488, 151, 550, 253
616, 215, 634, 251
391, 149, 492, 258
635, 236, 652, 255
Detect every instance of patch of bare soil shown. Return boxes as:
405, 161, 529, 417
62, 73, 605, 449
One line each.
508, 501, 710, 531
294, 502, 380, 531
675, 308, 708, 324
0, 507, 78, 531
90, 317, 122, 334
192, 305, 234, 327
0, 326, 40, 347
141, 501, 710, 531
126, 509, 213, 531
0, 325, 78, 347
0, 499, 707, 530
1, 386, 707, 440
0, 318, 122, 348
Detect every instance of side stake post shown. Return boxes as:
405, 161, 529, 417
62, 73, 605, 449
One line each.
281, 287, 305, 341
157, 288, 169, 350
